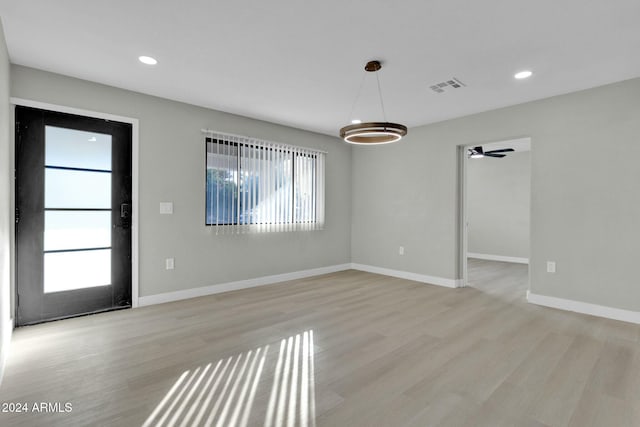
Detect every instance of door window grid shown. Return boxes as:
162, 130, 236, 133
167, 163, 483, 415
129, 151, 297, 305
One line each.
43, 125, 113, 293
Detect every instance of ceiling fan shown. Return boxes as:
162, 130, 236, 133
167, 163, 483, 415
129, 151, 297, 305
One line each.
468, 146, 514, 159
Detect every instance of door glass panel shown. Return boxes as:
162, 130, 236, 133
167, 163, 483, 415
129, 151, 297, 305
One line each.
45, 168, 111, 209
44, 211, 111, 251
44, 249, 111, 293
45, 126, 112, 170
43, 124, 113, 294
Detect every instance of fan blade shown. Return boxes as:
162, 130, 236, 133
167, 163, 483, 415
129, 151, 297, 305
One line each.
485, 148, 514, 154
473, 146, 484, 154
484, 153, 506, 158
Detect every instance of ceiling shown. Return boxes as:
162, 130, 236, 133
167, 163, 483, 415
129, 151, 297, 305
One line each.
1, 1, 639, 138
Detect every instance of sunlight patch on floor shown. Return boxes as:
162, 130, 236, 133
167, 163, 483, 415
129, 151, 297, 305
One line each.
143, 330, 316, 427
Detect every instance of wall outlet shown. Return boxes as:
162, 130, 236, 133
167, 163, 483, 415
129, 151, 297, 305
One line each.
547, 261, 556, 273
160, 202, 173, 214
166, 258, 175, 270
399, 246, 405, 255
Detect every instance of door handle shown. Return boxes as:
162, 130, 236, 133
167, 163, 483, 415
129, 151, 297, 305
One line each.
120, 203, 130, 219
119, 203, 131, 229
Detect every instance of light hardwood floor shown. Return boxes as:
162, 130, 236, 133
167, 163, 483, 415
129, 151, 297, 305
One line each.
0, 261, 639, 426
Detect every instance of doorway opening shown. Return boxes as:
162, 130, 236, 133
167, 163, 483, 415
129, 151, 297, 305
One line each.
15, 106, 133, 325
458, 138, 531, 297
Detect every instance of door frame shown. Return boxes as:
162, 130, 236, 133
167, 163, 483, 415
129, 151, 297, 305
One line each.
11, 97, 140, 309
456, 144, 469, 288
457, 137, 532, 289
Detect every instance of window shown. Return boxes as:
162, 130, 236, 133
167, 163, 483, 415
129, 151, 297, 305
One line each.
205, 132, 325, 232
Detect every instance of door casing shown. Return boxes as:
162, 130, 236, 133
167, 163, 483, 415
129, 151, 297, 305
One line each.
457, 137, 532, 289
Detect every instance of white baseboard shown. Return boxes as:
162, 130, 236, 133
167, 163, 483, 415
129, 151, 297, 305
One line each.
0, 317, 14, 387
138, 264, 352, 306
350, 263, 462, 288
467, 253, 529, 264
527, 291, 640, 324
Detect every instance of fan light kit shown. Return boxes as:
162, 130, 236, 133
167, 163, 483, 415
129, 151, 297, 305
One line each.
340, 60, 407, 145
514, 70, 532, 79
468, 146, 514, 159
138, 55, 158, 65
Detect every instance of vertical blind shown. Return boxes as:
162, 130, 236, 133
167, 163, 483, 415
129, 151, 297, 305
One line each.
204, 130, 325, 234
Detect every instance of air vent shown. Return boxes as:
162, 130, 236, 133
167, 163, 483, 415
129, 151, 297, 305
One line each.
429, 77, 466, 93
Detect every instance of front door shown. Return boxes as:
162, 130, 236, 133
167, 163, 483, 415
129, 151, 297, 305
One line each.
15, 106, 132, 325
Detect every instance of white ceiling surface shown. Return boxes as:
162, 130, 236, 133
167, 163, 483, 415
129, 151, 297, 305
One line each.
1, 1, 639, 138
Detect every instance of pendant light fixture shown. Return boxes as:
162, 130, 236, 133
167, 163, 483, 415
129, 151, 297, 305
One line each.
340, 60, 407, 145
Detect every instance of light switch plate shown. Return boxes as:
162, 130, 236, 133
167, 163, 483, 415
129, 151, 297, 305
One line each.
166, 258, 175, 270
160, 202, 173, 214
547, 261, 556, 273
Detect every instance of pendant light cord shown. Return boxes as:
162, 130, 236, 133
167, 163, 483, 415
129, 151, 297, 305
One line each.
347, 72, 367, 122
375, 72, 388, 122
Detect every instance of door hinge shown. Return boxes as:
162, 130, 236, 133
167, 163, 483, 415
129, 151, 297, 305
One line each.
15, 207, 19, 224
16, 294, 19, 307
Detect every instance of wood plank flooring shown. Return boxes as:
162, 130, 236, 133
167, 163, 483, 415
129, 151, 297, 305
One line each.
0, 260, 639, 426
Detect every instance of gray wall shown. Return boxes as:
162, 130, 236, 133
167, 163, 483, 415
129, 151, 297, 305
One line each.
0, 21, 10, 383
467, 151, 530, 259
352, 77, 640, 312
10, 65, 352, 298
7, 63, 640, 318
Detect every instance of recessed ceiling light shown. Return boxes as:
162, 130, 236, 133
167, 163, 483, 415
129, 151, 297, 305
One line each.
514, 70, 533, 80
138, 55, 157, 65
351, 119, 362, 124
88, 136, 97, 142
